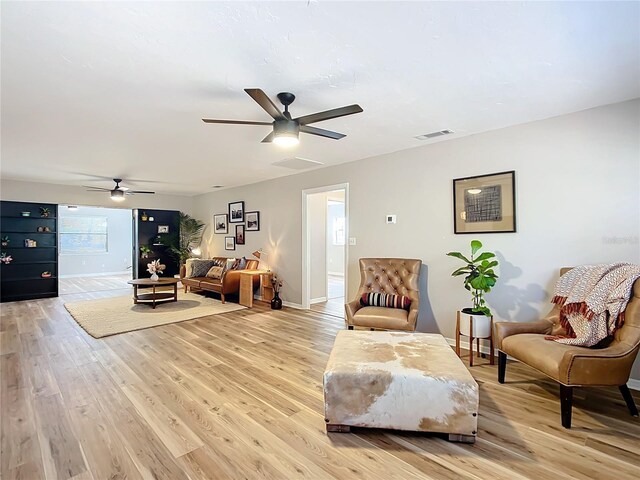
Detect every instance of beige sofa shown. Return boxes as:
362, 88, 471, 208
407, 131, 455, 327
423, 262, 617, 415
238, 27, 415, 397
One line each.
179, 257, 259, 303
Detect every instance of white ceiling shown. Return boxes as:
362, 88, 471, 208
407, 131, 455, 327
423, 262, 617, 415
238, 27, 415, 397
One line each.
2, 1, 639, 196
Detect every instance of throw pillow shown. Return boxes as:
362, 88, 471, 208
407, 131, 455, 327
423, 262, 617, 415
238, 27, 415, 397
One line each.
191, 259, 217, 277
206, 266, 224, 279
184, 258, 195, 278
360, 292, 412, 310
236, 256, 247, 270
224, 258, 236, 273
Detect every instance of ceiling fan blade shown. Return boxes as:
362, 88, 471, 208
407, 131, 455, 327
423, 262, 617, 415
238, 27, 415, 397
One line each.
202, 119, 272, 125
128, 190, 155, 195
295, 104, 363, 126
261, 132, 275, 143
244, 89, 286, 121
300, 125, 346, 140
83, 186, 111, 191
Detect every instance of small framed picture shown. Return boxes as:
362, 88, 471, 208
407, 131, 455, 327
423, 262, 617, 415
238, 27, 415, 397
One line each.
225, 236, 235, 251
453, 170, 516, 234
235, 224, 245, 245
214, 214, 228, 234
245, 211, 260, 231
228, 201, 245, 223
157, 225, 169, 234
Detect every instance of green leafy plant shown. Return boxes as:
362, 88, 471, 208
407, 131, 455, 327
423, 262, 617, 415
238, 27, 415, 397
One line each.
39, 207, 51, 217
140, 245, 152, 259
169, 212, 206, 266
447, 240, 499, 316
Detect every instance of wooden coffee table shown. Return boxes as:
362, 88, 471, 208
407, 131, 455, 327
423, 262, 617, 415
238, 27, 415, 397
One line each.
128, 278, 179, 309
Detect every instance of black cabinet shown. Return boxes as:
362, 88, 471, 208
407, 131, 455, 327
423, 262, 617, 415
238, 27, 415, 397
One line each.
133, 209, 180, 279
1, 201, 58, 302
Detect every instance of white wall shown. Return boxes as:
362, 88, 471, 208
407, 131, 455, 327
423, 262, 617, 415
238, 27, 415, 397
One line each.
309, 193, 327, 302
58, 205, 133, 277
327, 200, 345, 276
0, 179, 194, 213
194, 99, 640, 379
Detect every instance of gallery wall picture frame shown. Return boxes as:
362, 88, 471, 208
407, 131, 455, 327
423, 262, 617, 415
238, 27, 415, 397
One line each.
235, 224, 245, 245
245, 211, 260, 231
214, 214, 228, 234
453, 170, 516, 234
157, 225, 169, 234
228, 201, 245, 223
225, 236, 235, 250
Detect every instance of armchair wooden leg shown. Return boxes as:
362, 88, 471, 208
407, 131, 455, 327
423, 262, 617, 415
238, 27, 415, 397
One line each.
619, 384, 639, 417
498, 351, 507, 384
347, 325, 354, 330
560, 385, 573, 429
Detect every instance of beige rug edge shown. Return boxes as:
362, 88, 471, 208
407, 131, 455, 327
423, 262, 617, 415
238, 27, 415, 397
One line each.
64, 292, 246, 338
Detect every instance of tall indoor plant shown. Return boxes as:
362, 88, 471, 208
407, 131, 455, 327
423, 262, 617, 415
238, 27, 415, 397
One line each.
447, 240, 499, 316
169, 212, 206, 266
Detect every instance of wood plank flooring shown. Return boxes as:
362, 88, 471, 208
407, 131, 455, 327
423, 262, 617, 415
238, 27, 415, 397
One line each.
1, 291, 639, 479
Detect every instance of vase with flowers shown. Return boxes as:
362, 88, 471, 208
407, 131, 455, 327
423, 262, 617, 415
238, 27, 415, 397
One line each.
270, 274, 283, 310
1, 253, 13, 265
146, 259, 166, 281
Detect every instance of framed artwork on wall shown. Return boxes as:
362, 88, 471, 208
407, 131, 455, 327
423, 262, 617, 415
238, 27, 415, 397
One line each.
453, 170, 516, 234
225, 236, 235, 250
245, 211, 260, 231
235, 224, 245, 245
157, 225, 169, 233
228, 201, 245, 223
214, 214, 228, 234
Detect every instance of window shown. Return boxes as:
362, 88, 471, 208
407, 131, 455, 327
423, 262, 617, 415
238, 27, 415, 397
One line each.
60, 216, 108, 254
332, 217, 345, 246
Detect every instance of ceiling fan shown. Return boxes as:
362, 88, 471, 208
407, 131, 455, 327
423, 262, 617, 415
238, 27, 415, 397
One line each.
202, 89, 363, 146
83, 178, 155, 202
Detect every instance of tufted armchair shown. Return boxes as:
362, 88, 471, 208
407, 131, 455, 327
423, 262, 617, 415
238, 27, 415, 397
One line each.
345, 258, 422, 331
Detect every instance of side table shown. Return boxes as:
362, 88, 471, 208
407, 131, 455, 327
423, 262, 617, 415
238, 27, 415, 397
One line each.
239, 270, 270, 308
455, 310, 494, 367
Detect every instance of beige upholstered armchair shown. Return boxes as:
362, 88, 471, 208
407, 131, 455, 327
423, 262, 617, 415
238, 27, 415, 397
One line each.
495, 268, 640, 428
345, 258, 422, 331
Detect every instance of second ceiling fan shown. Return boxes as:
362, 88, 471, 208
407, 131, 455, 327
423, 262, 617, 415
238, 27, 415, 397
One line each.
202, 89, 363, 146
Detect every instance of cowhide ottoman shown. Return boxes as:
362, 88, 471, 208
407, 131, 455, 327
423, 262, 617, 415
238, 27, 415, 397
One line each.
323, 330, 479, 443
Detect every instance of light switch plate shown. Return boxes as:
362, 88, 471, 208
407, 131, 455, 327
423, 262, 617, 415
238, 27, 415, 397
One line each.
386, 214, 397, 224
349, 237, 357, 246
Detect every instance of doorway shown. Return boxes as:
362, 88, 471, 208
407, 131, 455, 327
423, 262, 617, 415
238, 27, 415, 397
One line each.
302, 184, 348, 317
57, 205, 133, 296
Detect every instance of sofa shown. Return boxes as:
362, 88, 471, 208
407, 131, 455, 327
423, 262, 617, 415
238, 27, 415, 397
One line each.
494, 267, 640, 428
179, 257, 260, 303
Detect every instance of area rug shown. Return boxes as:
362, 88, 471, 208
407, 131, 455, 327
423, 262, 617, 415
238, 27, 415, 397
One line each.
64, 292, 245, 338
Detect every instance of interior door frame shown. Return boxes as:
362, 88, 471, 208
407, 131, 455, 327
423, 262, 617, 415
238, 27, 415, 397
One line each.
301, 183, 349, 310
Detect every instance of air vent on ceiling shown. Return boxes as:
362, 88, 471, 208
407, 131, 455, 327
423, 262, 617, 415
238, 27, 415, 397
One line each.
271, 157, 324, 170
414, 129, 454, 140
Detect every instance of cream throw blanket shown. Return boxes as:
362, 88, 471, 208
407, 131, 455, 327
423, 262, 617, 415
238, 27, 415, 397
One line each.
549, 263, 640, 347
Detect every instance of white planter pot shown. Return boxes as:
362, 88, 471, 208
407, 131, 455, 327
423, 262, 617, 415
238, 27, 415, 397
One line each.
458, 311, 492, 338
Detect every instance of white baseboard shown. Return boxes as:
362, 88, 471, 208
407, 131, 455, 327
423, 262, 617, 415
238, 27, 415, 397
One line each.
59, 270, 130, 279
282, 301, 305, 310
443, 336, 640, 391
310, 296, 327, 304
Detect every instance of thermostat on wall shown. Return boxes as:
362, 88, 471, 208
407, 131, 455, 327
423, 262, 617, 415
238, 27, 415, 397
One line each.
386, 214, 397, 224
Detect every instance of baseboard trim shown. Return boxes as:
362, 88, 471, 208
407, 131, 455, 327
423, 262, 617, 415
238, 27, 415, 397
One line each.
282, 301, 305, 310
443, 336, 640, 391
310, 296, 327, 304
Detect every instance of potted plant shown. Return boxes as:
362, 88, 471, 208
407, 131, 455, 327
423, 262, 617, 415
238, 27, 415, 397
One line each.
0, 253, 13, 264
1, 236, 9, 248
140, 245, 152, 259
447, 240, 499, 338
146, 259, 166, 281
39, 207, 51, 218
169, 212, 206, 266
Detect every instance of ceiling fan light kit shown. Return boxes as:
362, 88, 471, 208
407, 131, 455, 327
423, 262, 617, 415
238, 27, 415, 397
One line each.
83, 178, 156, 202
202, 89, 362, 146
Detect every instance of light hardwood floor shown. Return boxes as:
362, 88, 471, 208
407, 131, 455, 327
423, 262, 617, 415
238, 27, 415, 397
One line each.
1, 292, 640, 479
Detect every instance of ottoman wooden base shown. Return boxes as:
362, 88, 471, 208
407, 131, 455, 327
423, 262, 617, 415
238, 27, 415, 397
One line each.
323, 331, 479, 442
